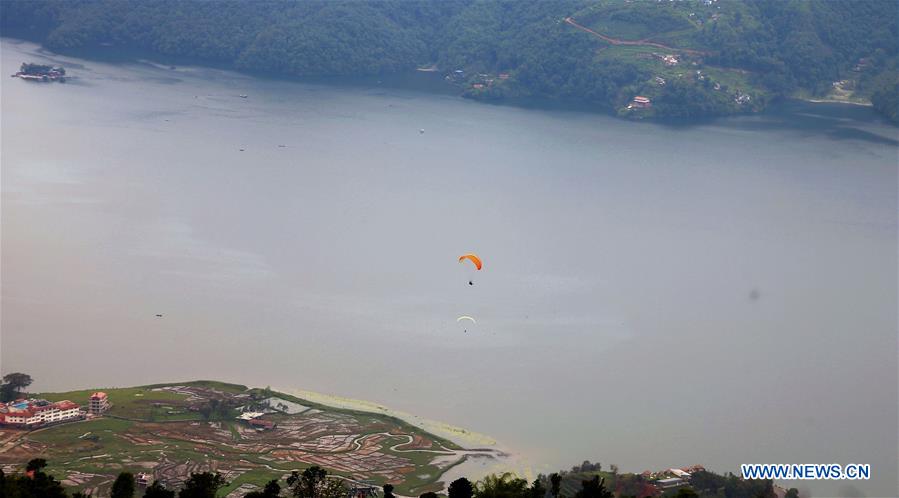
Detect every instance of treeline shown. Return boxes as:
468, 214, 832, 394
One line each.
0, 457, 792, 498
1, 0, 463, 76
1, 0, 896, 121
1, 373, 33, 402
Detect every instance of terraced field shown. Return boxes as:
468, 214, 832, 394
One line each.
0, 381, 489, 497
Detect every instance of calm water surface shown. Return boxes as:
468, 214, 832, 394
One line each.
2, 39, 897, 497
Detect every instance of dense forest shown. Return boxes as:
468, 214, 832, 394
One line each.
1, 0, 896, 121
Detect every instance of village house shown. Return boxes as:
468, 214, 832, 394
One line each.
668, 468, 691, 478
628, 95, 652, 109
734, 91, 752, 105
136, 472, 154, 488
89, 391, 110, 414
654, 477, 687, 491
249, 418, 276, 430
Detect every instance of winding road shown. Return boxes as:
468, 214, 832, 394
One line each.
564, 17, 709, 56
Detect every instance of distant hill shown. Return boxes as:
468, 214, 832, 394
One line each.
1, 0, 896, 121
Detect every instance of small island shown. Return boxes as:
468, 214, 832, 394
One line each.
12, 62, 66, 82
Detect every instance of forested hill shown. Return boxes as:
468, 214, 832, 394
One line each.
2, 0, 897, 121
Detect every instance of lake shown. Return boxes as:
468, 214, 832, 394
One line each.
2, 39, 897, 497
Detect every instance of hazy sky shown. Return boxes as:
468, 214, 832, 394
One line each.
2, 39, 897, 497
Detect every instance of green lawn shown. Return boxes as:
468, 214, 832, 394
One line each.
31, 417, 134, 446
36, 384, 238, 422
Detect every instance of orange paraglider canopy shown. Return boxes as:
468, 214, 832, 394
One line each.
458, 253, 483, 270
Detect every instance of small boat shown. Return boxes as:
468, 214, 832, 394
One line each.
419, 129, 425, 134
239, 94, 248, 98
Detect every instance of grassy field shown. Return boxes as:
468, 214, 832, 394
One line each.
39, 386, 203, 422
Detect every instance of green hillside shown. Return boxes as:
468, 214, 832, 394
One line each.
1, 0, 896, 121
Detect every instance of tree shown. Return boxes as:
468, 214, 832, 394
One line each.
245, 480, 282, 498
286, 466, 345, 498
420, 493, 439, 498
1, 373, 33, 401
673, 488, 699, 498
383, 484, 396, 498
3, 459, 69, 498
178, 472, 227, 498
26, 458, 47, 472
144, 481, 176, 498
475, 473, 530, 498
111, 472, 136, 498
784, 489, 799, 498
528, 478, 546, 498
199, 399, 222, 421
573, 476, 612, 498
687, 470, 725, 493
549, 474, 562, 498
449, 478, 475, 498
609, 465, 618, 476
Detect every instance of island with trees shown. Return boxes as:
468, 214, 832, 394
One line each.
11, 62, 66, 82
0, 0, 896, 122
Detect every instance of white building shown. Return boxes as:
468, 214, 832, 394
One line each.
0, 399, 82, 427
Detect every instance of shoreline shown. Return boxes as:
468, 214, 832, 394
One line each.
6, 35, 885, 126
275, 387, 523, 485
798, 97, 873, 107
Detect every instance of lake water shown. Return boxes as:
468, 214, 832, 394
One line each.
2, 39, 897, 497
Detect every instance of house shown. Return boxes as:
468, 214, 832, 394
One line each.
654, 478, 687, 490
248, 418, 275, 430
628, 96, 652, 109
654, 76, 666, 86
348, 484, 380, 498
237, 411, 265, 421
734, 91, 752, 105
668, 468, 691, 478
89, 392, 110, 414
498, 73, 510, 80
136, 472, 154, 488
472, 83, 485, 90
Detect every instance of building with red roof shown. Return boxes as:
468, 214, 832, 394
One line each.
0, 398, 83, 428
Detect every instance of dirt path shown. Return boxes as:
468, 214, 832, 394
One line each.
564, 17, 709, 56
